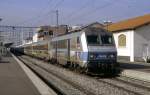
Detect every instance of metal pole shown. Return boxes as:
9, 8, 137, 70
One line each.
55, 10, 59, 59
103, 20, 112, 32
0, 18, 2, 22
56, 10, 59, 27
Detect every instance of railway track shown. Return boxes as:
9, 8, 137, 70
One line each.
17, 56, 65, 95
18, 55, 96, 95
96, 79, 147, 95
17, 54, 150, 95
113, 77, 150, 91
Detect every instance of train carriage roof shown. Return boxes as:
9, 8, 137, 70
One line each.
32, 40, 49, 46
21, 40, 49, 47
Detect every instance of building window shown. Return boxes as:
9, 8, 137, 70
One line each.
118, 34, 126, 47
48, 30, 53, 35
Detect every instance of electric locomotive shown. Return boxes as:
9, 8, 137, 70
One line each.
50, 26, 118, 72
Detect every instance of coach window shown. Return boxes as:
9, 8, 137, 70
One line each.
44, 32, 47, 35
49, 30, 53, 36
118, 34, 126, 47
77, 37, 80, 44
57, 40, 67, 49
70, 38, 76, 49
52, 42, 56, 49
77, 37, 81, 49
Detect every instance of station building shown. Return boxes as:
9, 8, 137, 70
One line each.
37, 25, 68, 41
108, 14, 150, 62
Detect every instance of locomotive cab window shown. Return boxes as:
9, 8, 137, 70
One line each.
86, 35, 100, 45
101, 35, 114, 45
86, 34, 114, 46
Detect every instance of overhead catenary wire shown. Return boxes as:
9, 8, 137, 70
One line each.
13, 0, 149, 27
16, 0, 64, 26
16, 0, 53, 26
29, 0, 64, 26
76, 0, 122, 24
71, 0, 149, 25
62, 0, 92, 22
82, 0, 147, 24
66, 0, 120, 25
63, 0, 109, 23
16, 0, 122, 26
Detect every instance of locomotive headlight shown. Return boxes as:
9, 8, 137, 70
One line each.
90, 55, 94, 58
108, 54, 115, 58
89, 53, 97, 60
89, 54, 95, 59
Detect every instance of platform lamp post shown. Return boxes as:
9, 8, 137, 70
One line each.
0, 18, 2, 57
103, 20, 112, 32
0, 18, 3, 58
0, 18, 2, 22
0, 18, 2, 25
0, 18, 2, 26
0, 18, 2, 41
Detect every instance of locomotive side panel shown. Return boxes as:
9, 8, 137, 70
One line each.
51, 31, 86, 66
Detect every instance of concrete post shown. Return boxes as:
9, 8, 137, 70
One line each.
130, 31, 134, 62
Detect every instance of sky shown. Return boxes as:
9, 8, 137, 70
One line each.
0, 0, 150, 26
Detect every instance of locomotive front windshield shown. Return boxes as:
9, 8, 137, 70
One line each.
101, 35, 114, 45
86, 34, 114, 45
86, 35, 100, 44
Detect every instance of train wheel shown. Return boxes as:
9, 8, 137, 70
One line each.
83, 67, 91, 74
64, 61, 70, 68
76, 65, 83, 73
85, 68, 89, 73
74, 63, 78, 69
111, 65, 120, 75
72, 63, 77, 69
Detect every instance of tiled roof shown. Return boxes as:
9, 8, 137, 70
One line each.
107, 14, 150, 32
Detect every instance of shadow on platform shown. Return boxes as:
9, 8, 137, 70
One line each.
0, 61, 10, 64
119, 62, 150, 70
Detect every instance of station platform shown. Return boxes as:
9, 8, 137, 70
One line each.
0, 54, 41, 95
119, 61, 150, 82
1, 51, 150, 95
119, 61, 150, 72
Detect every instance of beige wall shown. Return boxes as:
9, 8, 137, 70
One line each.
134, 24, 150, 59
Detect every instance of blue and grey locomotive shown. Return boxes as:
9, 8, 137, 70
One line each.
50, 27, 118, 72
14, 25, 118, 73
